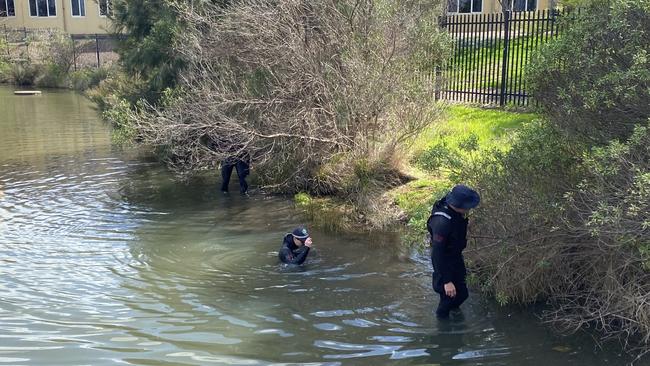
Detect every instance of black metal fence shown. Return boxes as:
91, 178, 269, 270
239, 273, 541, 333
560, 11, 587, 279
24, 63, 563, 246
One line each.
1, 26, 120, 70
440, 9, 571, 106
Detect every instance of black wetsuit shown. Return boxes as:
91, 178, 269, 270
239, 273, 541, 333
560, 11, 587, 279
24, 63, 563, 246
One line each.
221, 151, 250, 194
278, 234, 310, 265
427, 197, 469, 318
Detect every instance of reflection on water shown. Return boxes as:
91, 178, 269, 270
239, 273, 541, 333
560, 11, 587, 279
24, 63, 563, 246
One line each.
0, 86, 631, 365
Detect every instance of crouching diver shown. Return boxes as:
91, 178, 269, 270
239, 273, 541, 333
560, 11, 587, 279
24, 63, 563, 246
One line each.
427, 184, 480, 318
279, 226, 313, 265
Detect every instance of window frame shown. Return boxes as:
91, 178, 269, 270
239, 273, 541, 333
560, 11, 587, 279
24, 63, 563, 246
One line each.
70, 0, 86, 17
29, 0, 57, 18
98, 0, 112, 17
447, 0, 483, 14
0, 0, 16, 17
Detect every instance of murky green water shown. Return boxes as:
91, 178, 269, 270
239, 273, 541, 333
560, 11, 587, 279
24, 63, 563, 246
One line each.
0, 86, 631, 365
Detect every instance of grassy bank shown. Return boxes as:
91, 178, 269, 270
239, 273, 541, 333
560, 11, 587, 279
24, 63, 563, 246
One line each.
295, 104, 539, 244
391, 104, 538, 247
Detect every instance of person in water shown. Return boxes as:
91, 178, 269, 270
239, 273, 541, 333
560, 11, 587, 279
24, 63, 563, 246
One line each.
427, 184, 480, 318
221, 149, 251, 195
279, 226, 313, 265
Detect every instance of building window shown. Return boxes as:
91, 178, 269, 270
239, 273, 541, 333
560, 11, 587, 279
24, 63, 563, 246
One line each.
99, 0, 112, 17
0, 0, 15, 17
448, 0, 482, 13
29, 0, 57, 17
513, 0, 537, 11
71, 0, 85, 16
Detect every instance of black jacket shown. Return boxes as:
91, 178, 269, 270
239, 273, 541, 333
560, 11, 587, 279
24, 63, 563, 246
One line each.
278, 234, 310, 265
426, 197, 468, 284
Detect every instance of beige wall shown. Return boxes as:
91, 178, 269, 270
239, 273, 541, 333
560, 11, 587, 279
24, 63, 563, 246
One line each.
1, 0, 111, 34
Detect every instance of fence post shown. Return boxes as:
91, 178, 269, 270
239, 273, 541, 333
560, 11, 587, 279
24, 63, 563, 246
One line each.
95, 34, 100, 68
499, 10, 511, 106
24, 27, 29, 61
71, 36, 77, 72
3, 25, 9, 58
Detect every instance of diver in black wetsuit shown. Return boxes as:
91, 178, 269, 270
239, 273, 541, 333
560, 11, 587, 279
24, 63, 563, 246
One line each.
279, 227, 312, 265
427, 184, 480, 318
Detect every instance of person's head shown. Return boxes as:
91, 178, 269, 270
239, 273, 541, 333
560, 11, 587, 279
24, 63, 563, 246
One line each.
291, 226, 310, 246
446, 184, 480, 214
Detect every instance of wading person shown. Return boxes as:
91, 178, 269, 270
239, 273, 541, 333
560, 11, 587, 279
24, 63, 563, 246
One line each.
427, 184, 480, 318
221, 150, 250, 195
279, 226, 313, 265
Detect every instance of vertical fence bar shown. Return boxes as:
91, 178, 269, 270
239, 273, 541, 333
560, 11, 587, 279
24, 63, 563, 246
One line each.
499, 11, 511, 106
521, 12, 535, 105
24, 27, 29, 61
490, 13, 500, 104
71, 36, 77, 72
454, 14, 463, 101
446, 15, 454, 100
95, 34, 100, 68
507, 11, 515, 106
463, 14, 471, 102
466, 14, 477, 102
478, 14, 487, 104
514, 11, 524, 105
4, 25, 9, 58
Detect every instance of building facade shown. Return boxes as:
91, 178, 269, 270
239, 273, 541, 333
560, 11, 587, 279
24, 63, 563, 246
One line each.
1, 0, 112, 35
1, 0, 557, 36
448, 0, 555, 14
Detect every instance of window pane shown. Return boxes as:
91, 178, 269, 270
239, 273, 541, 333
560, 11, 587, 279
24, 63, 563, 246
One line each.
48, 0, 56, 16
472, 0, 482, 12
527, 0, 536, 11
448, 0, 458, 12
459, 0, 471, 13
37, 0, 48, 16
99, 0, 107, 16
29, 0, 37, 16
513, 0, 526, 11
79, 0, 85, 16
8, 0, 14, 16
71, 0, 79, 15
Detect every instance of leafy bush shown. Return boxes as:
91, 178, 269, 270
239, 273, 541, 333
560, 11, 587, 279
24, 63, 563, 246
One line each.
11, 61, 41, 86
528, 0, 650, 141
69, 67, 112, 91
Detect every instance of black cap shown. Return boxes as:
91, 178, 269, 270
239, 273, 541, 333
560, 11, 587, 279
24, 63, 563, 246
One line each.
291, 226, 309, 239
446, 184, 480, 209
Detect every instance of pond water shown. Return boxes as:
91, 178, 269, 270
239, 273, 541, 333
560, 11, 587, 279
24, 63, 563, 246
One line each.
0, 86, 631, 365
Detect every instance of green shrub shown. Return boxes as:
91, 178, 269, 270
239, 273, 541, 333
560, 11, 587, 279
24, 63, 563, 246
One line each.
11, 62, 41, 86
69, 67, 111, 91
528, 0, 650, 142
35, 63, 67, 88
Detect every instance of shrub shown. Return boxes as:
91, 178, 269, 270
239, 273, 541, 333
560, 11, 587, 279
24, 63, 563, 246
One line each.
11, 61, 41, 86
69, 67, 112, 91
461, 120, 583, 303
528, 0, 650, 142
122, 0, 449, 205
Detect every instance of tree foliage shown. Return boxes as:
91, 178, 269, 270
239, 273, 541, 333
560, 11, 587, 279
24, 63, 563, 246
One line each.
123, 0, 449, 204
528, 0, 650, 142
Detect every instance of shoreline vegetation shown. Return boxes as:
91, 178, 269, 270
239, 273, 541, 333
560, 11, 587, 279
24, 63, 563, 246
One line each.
0, 29, 113, 92
4, 0, 648, 361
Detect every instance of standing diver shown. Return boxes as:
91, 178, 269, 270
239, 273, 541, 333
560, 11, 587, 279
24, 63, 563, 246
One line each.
427, 184, 480, 318
279, 226, 313, 265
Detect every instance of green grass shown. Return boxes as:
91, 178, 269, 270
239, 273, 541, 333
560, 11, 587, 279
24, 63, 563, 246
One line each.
413, 104, 538, 154
448, 35, 548, 90
393, 104, 539, 247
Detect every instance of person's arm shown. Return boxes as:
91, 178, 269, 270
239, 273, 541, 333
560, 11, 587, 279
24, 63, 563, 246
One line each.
428, 215, 453, 285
